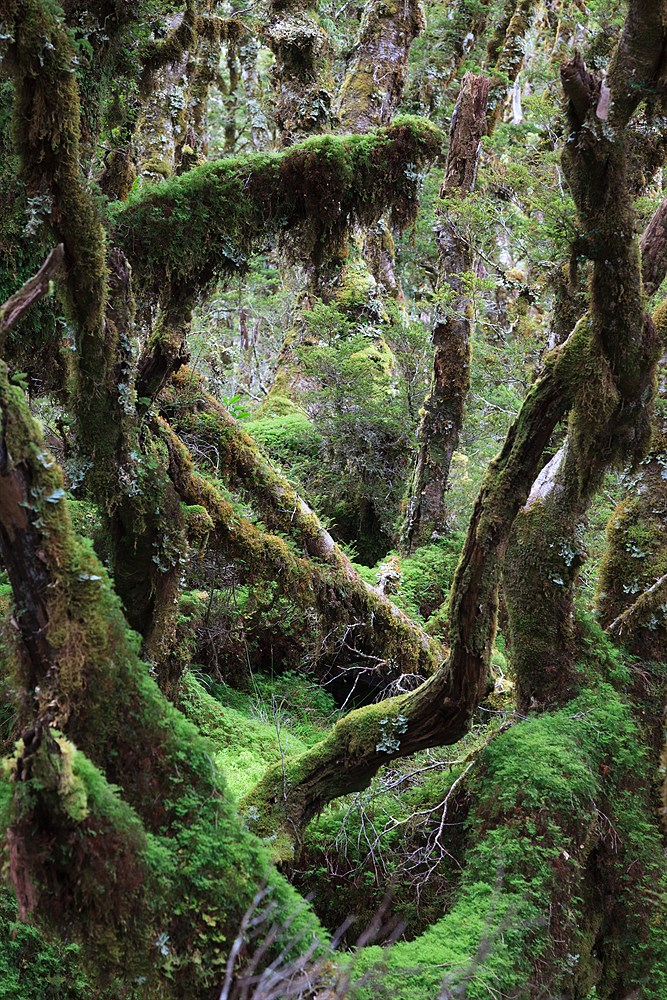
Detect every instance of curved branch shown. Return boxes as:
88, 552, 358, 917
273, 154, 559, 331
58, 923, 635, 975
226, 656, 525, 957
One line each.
110, 117, 444, 300
0, 244, 65, 340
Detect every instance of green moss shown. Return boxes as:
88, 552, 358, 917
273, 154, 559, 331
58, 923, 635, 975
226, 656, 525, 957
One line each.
351, 685, 667, 998
111, 117, 443, 301
0, 360, 326, 992
0, 886, 96, 999
179, 670, 337, 799
385, 533, 465, 625
244, 411, 323, 466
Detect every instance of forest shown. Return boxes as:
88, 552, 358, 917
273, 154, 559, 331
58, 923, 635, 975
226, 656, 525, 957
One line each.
0, 0, 666, 995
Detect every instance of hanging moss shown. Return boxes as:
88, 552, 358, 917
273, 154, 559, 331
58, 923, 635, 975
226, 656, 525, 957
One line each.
110, 116, 443, 301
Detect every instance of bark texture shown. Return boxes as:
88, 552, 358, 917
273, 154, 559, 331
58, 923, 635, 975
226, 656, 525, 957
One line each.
401, 72, 490, 553
337, 0, 425, 133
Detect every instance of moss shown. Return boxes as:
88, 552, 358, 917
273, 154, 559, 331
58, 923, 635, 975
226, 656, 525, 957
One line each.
0, 361, 326, 992
161, 416, 441, 684
1, 730, 159, 984
351, 685, 667, 998
180, 502, 215, 540
244, 411, 323, 467
504, 489, 585, 709
385, 533, 465, 625
178, 670, 336, 799
111, 116, 443, 302
0, 885, 97, 999
3, 0, 140, 499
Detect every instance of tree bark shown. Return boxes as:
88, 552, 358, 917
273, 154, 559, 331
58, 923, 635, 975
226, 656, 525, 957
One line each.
595, 346, 667, 662
401, 73, 490, 553
0, 245, 65, 340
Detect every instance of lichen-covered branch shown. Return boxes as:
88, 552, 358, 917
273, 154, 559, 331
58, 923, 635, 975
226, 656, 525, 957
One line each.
164, 369, 446, 672
595, 345, 667, 661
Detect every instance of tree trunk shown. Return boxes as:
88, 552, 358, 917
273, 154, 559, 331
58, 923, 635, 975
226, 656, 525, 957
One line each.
401, 72, 490, 553
401, 5, 537, 554
505, 59, 665, 708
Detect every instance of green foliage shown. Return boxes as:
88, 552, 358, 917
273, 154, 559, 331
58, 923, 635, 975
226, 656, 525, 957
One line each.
0, 888, 96, 1000
296, 327, 420, 563
244, 411, 323, 482
389, 533, 465, 624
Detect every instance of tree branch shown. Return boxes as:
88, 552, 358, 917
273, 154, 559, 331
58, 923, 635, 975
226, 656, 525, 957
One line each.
110, 117, 444, 301
162, 417, 443, 683
0, 244, 65, 340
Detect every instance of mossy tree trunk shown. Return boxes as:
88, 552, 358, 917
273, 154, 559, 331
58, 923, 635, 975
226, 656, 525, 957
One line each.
485, 0, 536, 131
595, 327, 667, 661
264, 0, 332, 145
505, 44, 665, 710
401, 2, 541, 556
401, 72, 489, 553
0, 356, 319, 990
161, 387, 443, 684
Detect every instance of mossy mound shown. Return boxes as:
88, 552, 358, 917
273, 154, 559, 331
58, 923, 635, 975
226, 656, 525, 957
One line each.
350, 684, 667, 998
